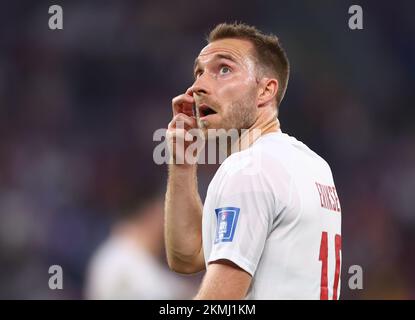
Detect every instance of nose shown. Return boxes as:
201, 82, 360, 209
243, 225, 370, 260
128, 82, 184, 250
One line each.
188, 73, 210, 98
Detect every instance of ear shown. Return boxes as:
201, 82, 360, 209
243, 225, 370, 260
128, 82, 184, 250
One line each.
257, 78, 278, 107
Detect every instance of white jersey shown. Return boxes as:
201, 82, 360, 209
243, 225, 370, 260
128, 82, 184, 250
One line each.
202, 130, 342, 299
85, 236, 195, 299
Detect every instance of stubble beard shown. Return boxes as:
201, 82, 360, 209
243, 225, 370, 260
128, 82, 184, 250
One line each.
209, 89, 258, 158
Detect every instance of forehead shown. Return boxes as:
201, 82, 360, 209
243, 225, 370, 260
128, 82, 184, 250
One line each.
196, 38, 254, 64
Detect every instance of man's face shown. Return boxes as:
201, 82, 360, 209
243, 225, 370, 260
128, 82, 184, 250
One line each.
191, 38, 260, 132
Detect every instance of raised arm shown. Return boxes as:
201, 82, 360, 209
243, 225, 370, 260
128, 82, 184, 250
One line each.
164, 92, 205, 274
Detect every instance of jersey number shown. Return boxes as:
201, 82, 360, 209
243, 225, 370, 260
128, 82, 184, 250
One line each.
319, 232, 341, 300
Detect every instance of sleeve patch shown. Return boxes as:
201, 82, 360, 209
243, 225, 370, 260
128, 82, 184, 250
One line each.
214, 207, 240, 243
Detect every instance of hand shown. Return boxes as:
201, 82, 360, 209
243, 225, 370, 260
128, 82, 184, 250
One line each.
167, 90, 204, 166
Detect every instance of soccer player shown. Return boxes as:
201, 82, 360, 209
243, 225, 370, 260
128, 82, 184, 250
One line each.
164, 23, 342, 299
85, 196, 196, 299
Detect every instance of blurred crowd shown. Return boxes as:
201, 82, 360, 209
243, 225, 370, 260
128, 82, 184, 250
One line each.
0, 1, 414, 299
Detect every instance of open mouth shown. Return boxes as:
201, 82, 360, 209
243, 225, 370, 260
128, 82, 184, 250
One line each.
198, 105, 217, 117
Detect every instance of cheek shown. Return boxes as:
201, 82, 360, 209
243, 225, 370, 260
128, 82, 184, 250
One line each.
216, 77, 256, 103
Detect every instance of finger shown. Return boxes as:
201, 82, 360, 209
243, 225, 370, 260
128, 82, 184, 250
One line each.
166, 129, 197, 157
172, 93, 194, 116
168, 113, 197, 130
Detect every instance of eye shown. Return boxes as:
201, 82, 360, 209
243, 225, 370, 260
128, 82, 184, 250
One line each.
195, 70, 203, 79
219, 66, 231, 75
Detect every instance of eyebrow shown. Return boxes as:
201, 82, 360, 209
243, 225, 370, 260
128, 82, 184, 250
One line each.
193, 53, 238, 75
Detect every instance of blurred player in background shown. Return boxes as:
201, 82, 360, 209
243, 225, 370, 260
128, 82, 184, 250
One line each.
85, 195, 197, 299
165, 23, 342, 299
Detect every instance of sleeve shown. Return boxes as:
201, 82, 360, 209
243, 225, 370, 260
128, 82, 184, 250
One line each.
206, 154, 277, 277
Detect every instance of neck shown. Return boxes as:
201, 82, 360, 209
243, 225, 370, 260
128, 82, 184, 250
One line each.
227, 109, 280, 156
114, 220, 159, 257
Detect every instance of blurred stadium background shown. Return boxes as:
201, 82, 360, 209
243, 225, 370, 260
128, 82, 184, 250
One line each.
0, 0, 414, 299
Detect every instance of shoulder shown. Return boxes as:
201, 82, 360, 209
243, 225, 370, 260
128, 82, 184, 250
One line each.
211, 133, 289, 193
218, 132, 291, 178
260, 131, 333, 172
